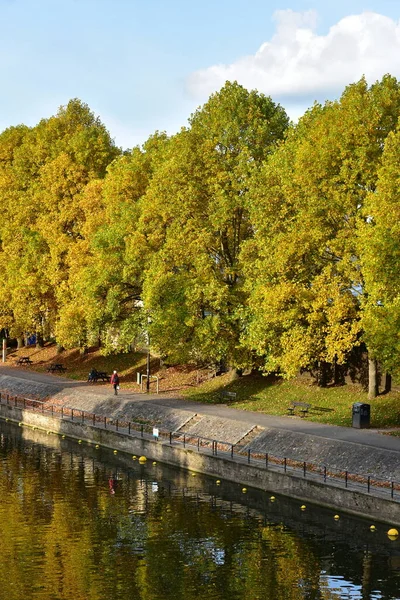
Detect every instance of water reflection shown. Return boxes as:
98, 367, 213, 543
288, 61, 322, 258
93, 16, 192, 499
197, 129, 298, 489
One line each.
0, 422, 399, 600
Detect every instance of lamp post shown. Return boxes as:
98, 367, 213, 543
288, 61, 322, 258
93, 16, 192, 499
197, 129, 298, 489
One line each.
146, 314, 151, 393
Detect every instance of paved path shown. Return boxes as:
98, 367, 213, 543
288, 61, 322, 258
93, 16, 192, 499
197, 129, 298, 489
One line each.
2, 364, 400, 454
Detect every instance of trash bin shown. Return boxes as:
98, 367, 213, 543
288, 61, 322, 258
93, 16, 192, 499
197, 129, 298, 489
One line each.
136, 372, 142, 385
352, 402, 370, 428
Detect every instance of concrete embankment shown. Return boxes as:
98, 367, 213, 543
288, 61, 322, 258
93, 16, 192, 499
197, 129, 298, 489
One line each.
1, 388, 400, 525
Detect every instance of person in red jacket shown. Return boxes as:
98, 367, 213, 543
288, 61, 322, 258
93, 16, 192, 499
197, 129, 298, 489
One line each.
110, 370, 120, 395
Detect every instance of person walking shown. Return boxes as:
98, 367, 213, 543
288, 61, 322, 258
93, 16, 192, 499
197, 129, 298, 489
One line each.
110, 370, 120, 395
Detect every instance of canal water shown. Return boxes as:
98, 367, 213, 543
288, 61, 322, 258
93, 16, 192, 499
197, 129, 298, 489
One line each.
0, 421, 400, 600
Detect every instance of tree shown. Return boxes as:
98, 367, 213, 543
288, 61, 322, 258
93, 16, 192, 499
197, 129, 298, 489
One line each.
360, 128, 400, 381
244, 76, 400, 391
140, 81, 289, 367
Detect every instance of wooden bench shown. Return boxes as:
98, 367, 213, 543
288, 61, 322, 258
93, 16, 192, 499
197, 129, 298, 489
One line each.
17, 356, 33, 366
47, 363, 67, 373
287, 401, 310, 417
220, 390, 237, 402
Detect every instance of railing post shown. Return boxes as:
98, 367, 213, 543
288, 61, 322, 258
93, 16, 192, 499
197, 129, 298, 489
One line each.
367, 476, 371, 493
284, 457, 287, 472
141, 425, 143, 438
116, 419, 119, 432
51, 405, 54, 416
303, 461, 306, 477
128, 422, 131, 435
214, 441, 217, 456
92, 413, 95, 426
345, 471, 348, 488
247, 449, 251, 464
23, 398, 26, 408
197, 437, 200, 452
183, 434, 186, 448
61, 407, 63, 419
42, 402, 44, 414
14, 396, 17, 407
104, 416, 107, 429
81, 411, 84, 424
71, 409, 74, 421
231, 444, 234, 458
265, 453, 268, 468
169, 431, 172, 445
324, 466, 327, 482
391, 481, 394, 499
6, 394, 9, 405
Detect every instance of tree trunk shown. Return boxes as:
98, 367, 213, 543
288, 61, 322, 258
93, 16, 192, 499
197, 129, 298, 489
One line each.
384, 372, 392, 394
318, 361, 329, 387
17, 336, 24, 349
368, 358, 378, 399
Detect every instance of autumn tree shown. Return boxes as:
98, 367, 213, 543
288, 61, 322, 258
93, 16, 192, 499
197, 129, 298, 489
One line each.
140, 81, 289, 368
244, 76, 400, 391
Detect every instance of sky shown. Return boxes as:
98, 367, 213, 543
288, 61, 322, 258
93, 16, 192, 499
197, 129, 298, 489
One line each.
1, 0, 400, 149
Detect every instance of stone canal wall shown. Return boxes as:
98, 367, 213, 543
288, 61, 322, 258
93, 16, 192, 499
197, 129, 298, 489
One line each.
1, 401, 400, 526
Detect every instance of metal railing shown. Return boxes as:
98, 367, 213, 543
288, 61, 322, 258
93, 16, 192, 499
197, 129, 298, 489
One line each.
1, 391, 399, 502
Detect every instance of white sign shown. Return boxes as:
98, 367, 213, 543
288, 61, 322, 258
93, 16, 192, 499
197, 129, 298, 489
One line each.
153, 428, 159, 439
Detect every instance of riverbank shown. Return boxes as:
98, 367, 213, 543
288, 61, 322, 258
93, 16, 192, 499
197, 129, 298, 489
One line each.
1, 367, 400, 524
5, 343, 400, 429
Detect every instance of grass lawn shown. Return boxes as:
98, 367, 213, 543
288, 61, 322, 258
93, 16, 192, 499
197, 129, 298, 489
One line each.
183, 372, 400, 429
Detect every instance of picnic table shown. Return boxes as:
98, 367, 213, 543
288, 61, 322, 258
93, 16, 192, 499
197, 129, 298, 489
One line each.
88, 369, 110, 383
287, 401, 310, 417
17, 356, 33, 366
47, 363, 67, 373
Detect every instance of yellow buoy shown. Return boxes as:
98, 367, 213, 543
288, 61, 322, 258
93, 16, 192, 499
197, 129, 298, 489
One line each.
132, 455, 137, 460
62, 435, 65, 439
5, 418, 8, 422
301, 505, 306, 511
18, 422, 22, 427
139, 456, 147, 463
78, 439, 82, 443
388, 528, 399, 540
95, 444, 99, 449
153, 461, 157, 466
270, 496, 276, 502
242, 487, 247, 493
113, 450, 118, 454
191, 473, 196, 477
370, 525, 376, 532
334, 515, 340, 520
216, 480, 221, 485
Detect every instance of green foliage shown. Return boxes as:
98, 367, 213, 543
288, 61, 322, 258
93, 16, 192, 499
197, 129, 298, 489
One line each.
2, 77, 400, 381
243, 75, 400, 376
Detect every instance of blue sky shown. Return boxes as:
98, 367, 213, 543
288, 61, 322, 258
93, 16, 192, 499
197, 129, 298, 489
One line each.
1, 0, 400, 148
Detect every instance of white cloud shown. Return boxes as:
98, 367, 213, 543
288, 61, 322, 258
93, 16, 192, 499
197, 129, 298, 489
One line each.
188, 10, 400, 105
